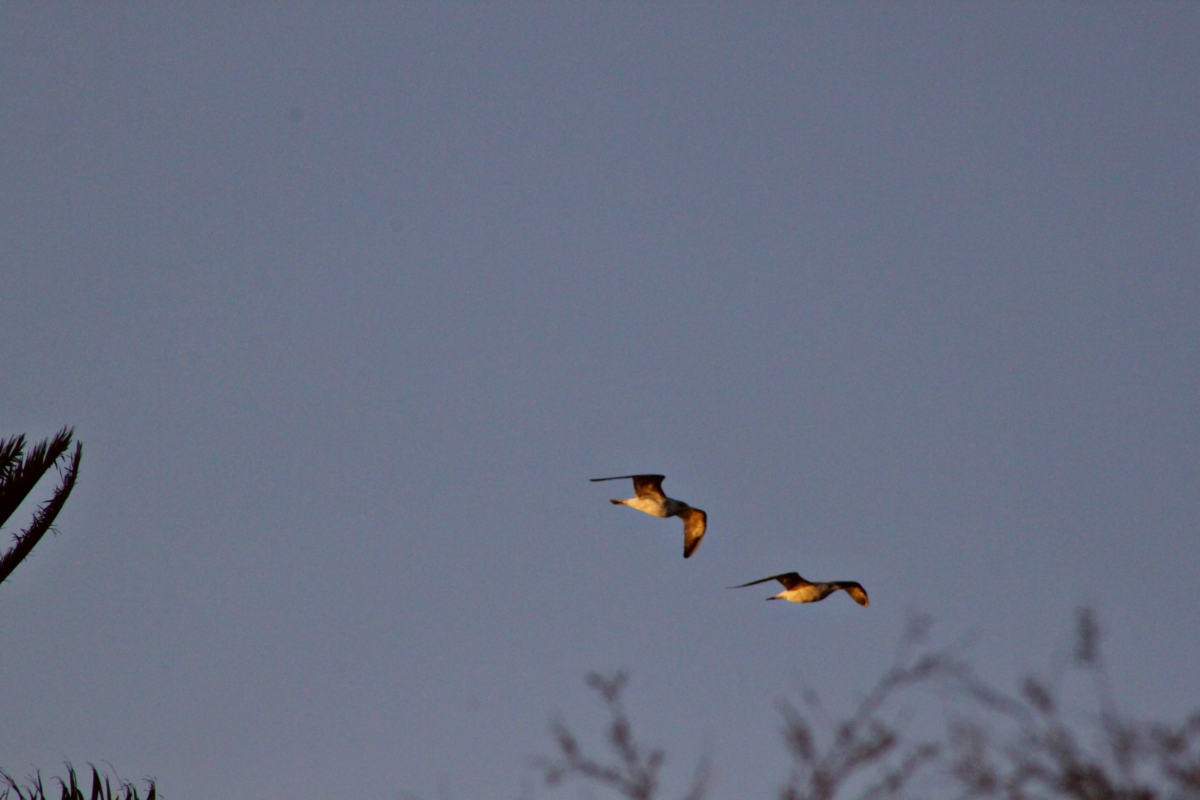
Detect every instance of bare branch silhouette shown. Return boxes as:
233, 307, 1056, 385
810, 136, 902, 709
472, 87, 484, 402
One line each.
533, 671, 709, 800
947, 608, 1200, 800
777, 614, 949, 800
537, 611, 1199, 800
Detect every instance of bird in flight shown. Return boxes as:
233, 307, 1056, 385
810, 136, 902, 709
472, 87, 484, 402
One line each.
590, 474, 707, 558
732, 572, 869, 606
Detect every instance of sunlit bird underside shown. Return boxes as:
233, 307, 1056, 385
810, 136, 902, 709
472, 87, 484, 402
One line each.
590, 473, 707, 558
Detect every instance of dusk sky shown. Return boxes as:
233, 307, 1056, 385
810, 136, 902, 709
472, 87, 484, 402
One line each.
2, 5, 1198, 799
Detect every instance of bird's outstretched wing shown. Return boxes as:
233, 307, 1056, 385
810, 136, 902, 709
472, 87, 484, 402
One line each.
589, 474, 667, 501
680, 506, 706, 558
732, 572, 802, 589
836, 582, 870, 607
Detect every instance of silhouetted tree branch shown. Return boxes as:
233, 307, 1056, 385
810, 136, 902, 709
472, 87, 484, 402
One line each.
0, 426, 82, 586
533, 671, 709, 800
947, 608, 1200, 800
537, 611, 1199, 800
777, 613, 949, 800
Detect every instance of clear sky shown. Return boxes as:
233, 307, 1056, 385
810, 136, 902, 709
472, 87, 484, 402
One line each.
2, 5, 1197, 799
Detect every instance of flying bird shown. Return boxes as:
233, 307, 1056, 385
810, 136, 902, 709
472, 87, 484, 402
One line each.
732, 572, 869, 606
590, 474, 707, 558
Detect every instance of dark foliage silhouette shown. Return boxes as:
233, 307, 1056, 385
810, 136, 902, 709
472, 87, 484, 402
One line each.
1, 433, 153, 799
0, 427, 82, 586
0, 763, 156, 800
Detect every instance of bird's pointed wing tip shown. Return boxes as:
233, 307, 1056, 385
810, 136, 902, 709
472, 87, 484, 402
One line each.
681, 507, 706, 559
843, 584, 870, 606
589, 474, 665, 481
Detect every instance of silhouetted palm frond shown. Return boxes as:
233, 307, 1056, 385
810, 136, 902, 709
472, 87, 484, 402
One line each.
0, 426, 82, 586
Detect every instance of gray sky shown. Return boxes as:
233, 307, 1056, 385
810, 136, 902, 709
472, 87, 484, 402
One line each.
2, 5, 1197, 799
